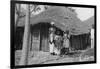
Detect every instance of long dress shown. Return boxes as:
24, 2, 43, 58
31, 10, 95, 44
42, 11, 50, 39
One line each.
49, 34, 55, 53
63, 37, 69, 48
54, 35, 63, 55
61, 36, 70, 55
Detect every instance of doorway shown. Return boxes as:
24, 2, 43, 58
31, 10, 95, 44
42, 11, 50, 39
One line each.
31, 22, 63, 52
40, 23, 51, 52
31, 23, 51, 52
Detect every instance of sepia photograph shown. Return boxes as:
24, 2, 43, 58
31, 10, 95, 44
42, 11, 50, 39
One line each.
11, 0, 96, 68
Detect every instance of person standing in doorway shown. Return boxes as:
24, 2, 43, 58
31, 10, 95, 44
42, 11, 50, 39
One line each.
49, 22, 55, 55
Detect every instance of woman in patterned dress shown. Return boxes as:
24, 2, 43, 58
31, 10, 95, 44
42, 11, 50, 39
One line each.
60, 31, 70, 55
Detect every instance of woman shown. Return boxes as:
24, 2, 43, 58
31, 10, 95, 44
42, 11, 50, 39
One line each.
54, 31, 63, 55
60, 31, 70, 55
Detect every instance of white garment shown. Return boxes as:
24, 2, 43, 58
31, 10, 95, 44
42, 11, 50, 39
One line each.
91, 29, 94, 39
54, 35, 59, 40
53, 47, 60, 55
91, 29, 94, 48
49, 43, 55, 53
49, 33, 55, 53
50, 34, 54, 42
49, 43, 60, 55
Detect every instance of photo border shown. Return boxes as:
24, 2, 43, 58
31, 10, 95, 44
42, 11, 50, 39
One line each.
10, 0, 97, 69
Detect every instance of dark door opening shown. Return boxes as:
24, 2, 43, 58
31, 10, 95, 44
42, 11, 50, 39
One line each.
31, 23, 51, 52
15, 27, 24, 50
40, 23, 51, 52
31, 22, 64, 52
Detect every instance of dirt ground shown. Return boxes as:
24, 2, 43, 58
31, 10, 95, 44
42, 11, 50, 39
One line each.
15, 48, 94, 65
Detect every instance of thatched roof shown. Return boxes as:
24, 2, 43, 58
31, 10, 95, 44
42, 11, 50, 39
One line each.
83, 16, 94, 28
17, 7, 94, 35
78, 16, 94, 34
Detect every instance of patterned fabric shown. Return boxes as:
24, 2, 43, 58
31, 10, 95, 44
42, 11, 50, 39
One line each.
63, 36, 70, 48
49, 43, 55, 53
54, 35, 63, 50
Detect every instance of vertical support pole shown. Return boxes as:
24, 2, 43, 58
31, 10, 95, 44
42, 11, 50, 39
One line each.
19, 4, 30, 65
91, 28, 94, 48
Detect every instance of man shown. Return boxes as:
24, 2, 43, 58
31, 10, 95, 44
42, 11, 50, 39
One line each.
49, 22, 56, 55
49, 27, 55, 55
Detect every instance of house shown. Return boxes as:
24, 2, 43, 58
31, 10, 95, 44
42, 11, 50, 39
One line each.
15, 6, 94, 51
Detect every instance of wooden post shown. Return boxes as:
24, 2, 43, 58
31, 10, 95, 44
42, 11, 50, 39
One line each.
91, 28, 94, 48
19, 4, 30, 65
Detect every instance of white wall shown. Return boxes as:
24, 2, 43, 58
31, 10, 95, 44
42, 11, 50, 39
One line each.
0, 0, 99, 69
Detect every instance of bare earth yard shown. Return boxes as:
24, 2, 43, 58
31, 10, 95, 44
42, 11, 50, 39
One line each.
15, 48, 94, 65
